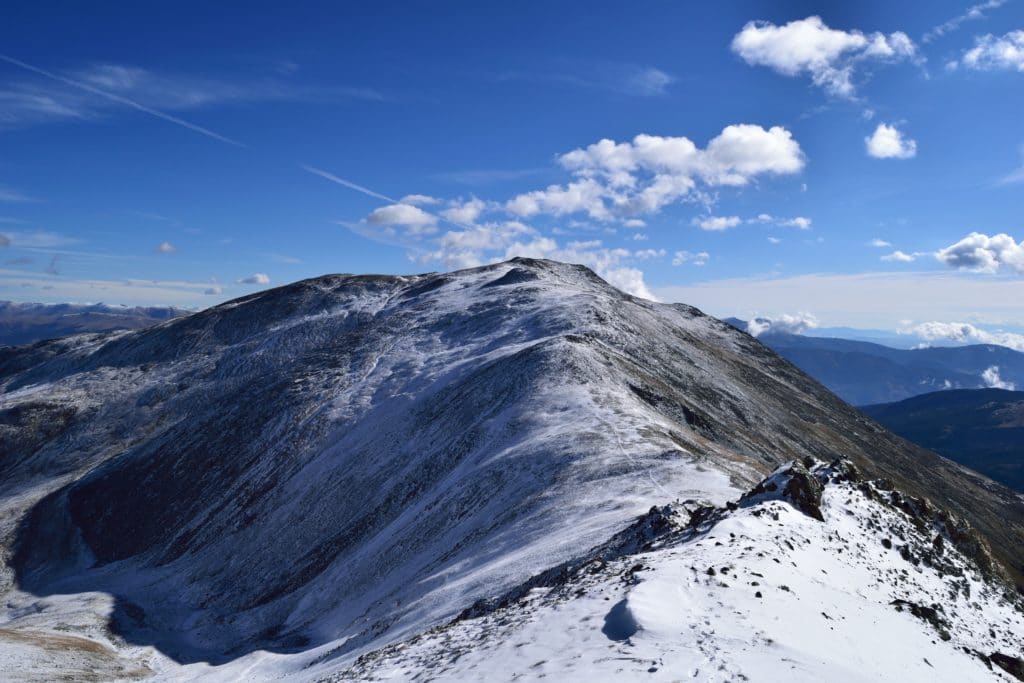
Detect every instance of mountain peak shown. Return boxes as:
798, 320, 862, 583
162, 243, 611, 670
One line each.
1, 260, 1022, 678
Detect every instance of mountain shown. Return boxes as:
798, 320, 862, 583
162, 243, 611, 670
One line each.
863, 389, 1024, 493
724, 319, 1024, 405
0, 301, 189, 347
1, 258, 1021, 680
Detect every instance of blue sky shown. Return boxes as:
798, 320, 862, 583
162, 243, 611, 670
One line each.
2, 1, 1024, 342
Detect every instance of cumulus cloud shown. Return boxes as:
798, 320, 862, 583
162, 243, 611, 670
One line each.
731, 16, 917, 97
366, 203, 438, 234
881, 250, 915, 262
982, 365, 1016, 389
696, 215, 741, 231
870, 238, 892, 247
633, 248, 666, 260
157, 241, 177, 253
507, 125, 804, 221
907, 321, 1024, 352
399, 193, 441, 206
238, 273, 270, 285
865, 123, 917, 159
440, 197, 487, 225
935, 232, 1024, 273
746, 312, 819, 337
949, 30, 1024, 71
672, 250, 709, 266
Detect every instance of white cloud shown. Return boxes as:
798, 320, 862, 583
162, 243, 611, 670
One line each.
935, 232, 1024, 273
767, 236, 781, 244
982, 365, 1016, 389
623, 218, 646, 228
157, 241, 177, 253
781, 216, 812, 229
924, 0, 1008, 43
238, 273, 270, 285
672, 250, 709, 266
204, 285, 224, 295
509, 125, 804, 221
950, 30, 1024, 70
695, 215, 741, 231
633, 248, 666, 260
731, 16, 917, 98
908, 321, 1024, 352
881, 250, 915, 262
632, 233, 648, 241
870, 238, 892, 247
440, 197, 487, 225
366, 203, 438, 234
399, 193, 441, 206
746, 312, 819, 337
865, 123, 917, 159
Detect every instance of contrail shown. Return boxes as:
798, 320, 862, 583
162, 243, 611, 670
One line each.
0, 53, 245, 147
299, 165, 398, 203
302, 164, 477, 230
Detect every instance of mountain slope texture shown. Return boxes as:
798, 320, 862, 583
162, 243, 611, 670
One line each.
0, 258, 1021, 681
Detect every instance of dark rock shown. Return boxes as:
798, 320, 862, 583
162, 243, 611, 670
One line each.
991, 652, 1024, 681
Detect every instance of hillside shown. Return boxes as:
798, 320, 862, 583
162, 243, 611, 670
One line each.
863, 389, 1024, 492
724, 320, 1024, 405
0, 258, 1021, 680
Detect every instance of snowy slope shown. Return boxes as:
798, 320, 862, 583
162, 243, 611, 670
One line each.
0, 258, 1022, 681
341, 461, 1024, 682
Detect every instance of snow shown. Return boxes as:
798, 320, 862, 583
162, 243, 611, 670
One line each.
345, 465, 1023, 682
0, 258, 1020, 681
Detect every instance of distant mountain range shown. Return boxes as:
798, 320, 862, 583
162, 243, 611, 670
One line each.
725, 318, 1024, 406
863, 389, 1024, 493
0, 301, 189, 346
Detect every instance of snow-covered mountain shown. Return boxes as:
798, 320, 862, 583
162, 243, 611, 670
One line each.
1, 258, 1021, 681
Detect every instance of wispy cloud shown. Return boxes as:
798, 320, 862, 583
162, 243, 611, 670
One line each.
0, 56, 384, 140
0, 53, 245, 145
496, 62, 675, 97
655, 271, 1024, 329
0, 230, 79, 248
923, 0, 1008, 43
0, 267, 221, 305
0, 184, 39, 202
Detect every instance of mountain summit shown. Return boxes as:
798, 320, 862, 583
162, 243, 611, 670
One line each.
1, 258, 1021, 680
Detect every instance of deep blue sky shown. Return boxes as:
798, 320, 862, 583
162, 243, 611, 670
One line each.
2, 1, 1023, 341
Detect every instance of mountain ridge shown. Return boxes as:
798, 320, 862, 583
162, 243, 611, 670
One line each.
1, 258, 1022, 680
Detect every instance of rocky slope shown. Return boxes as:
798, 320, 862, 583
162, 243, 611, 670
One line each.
0, 258, 1021, 680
